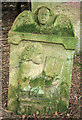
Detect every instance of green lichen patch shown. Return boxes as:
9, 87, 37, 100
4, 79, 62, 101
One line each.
19, 42, 42, 63
18, 94, 68, 114
54, 14, 75, 37
7, 85, 19, 112
10, 6, 75, 37
8, 32, 78, 50
8, 5, 77, 115
29, 71, 54, 89
57, 99, 68, 112
22, 77, 27, 82
14, 23, 40, 34
11, 10, 34, 32
14, 20, 74, 36
17, 104, 26, 115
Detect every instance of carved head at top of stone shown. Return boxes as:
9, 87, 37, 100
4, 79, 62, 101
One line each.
38, 7, 50, 25
34, 6, 55, 26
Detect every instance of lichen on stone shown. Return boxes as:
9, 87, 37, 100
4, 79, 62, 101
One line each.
11, 6, 74, 37
8, 5, 78, 115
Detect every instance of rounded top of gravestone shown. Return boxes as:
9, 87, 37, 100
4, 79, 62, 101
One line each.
9, 5, 76, 38
8, 5, 78, 50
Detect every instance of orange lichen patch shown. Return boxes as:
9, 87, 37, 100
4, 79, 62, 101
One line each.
45, 113, 47, 115
33, 114, 35, 117
42, 113, 44, 115
55, 111, 58, 116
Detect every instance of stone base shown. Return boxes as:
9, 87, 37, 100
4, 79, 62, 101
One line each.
18, 91, 68, 115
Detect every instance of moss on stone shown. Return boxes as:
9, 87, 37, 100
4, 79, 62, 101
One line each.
17, 104, 26, 115
20, 42, 42, 62
8, 5, 78, 115
29, 71, 54, 89
54, 14, 75, 37
30, 77, 45, 88
10, 6, 75, 37
7, 85, 19, 112
14, 23, 40, 34
45, 79, 53, 87
59, 82, 70, 99
57, 99, 68, 112
8, 32, 78, 50
14, 19, 74, 36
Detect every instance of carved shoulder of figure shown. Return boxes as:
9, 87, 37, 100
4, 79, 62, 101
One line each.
53, 14, 75, 36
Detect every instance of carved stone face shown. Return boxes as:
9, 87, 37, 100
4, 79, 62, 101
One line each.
38, 7, 50, 25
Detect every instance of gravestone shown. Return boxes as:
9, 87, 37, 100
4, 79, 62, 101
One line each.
7, 5, 78, 115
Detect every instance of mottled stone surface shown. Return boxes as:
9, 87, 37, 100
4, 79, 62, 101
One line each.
8, 5, 78, 115
10, 5, 75, 36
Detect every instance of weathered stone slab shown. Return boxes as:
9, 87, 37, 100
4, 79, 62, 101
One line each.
8, 5, 78, 115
